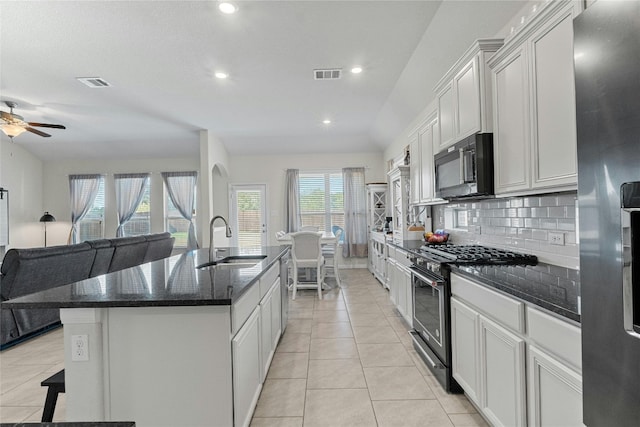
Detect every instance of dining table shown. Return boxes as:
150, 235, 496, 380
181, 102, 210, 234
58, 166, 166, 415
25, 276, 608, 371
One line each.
275, 230, 337, 245
275, 230, 338, 289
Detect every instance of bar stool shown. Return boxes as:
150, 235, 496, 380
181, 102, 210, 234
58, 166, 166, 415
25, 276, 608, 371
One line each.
41, 369, 65, 422
290, 231, 325, 299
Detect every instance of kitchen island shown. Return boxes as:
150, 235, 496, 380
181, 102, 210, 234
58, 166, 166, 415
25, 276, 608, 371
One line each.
2, 246, 290, 427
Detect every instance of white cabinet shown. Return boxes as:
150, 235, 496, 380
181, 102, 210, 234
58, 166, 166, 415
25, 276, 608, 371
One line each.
434, 39, 503, 152
490, 1, 582, 195
366, 183, 387, 232
493, 45, 530, 193
409, 133, 421, 205
232, 308, 262, 427
259, 278, 282, 382
386, 246, 412, 326
479, 316, 527, 427
387, 166, 410, 243
369, 232, 388, 286
408, 112, 444, 206
451, 298, 481, 405
528, 345, 583, 427
451, 272, 583, 427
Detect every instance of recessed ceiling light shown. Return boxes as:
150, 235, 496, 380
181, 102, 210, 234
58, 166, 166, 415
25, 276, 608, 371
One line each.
351, 66, 363, 74
218, 2, 237, 14
215, 72, 228, 79
323, 119, 331, 125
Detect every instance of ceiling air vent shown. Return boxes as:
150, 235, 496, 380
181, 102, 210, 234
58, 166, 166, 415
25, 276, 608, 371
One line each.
314, 69, 342, 80
76, 77, 112, 88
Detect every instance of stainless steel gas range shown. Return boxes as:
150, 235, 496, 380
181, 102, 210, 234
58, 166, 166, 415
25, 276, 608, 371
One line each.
409, 244, 537, 393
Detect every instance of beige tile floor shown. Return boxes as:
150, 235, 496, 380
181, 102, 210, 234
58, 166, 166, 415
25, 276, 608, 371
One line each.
0, 268, 488, 426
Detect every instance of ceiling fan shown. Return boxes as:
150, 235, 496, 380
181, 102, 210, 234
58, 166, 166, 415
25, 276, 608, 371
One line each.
0, 101, 66, 139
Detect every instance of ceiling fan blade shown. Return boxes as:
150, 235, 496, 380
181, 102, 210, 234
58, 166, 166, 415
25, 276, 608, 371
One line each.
26, 127, 51, 137
27, 122, 66, 129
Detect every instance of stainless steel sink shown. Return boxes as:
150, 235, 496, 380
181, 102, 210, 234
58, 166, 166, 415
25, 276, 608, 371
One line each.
196, 255, 267, 270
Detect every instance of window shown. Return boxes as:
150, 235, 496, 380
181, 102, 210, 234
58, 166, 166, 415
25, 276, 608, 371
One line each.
77, 177, 105, 242
299, 172, 344, 232
166, 190, 196, 248
122, 183, 151, 237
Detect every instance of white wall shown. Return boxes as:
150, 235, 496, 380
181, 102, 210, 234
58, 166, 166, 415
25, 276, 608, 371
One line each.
0, 138, 45, 249
42, 157, 199, 247
199, 130, 230, 248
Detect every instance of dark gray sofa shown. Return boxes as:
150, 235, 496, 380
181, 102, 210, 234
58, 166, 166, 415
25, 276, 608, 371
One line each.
0, 232, 175, 348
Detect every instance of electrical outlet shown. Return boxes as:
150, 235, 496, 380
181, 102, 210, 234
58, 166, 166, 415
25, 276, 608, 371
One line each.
71, 334, 89, 362
549, 232, 565, 246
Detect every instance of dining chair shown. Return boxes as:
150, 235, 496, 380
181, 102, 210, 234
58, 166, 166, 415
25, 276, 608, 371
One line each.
322, 227, 342, 287
289, 231, 325, 300
301, 226, 319, 231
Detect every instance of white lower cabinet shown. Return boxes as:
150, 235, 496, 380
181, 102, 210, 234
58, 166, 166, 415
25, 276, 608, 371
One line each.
234, 277, 282, 427
479, 316, 527, 427
451, 273, 583, 427
528, 345, 583, 427
386, 247, 413, 325
451, 298, 481, 405
232, 308, 262, 427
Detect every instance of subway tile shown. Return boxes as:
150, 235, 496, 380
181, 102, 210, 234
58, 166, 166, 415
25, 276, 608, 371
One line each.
557, 219, 576, 231
557, 193, 577, 207
523, 197, 540, 207
511, 218, 524, 228
506, 208, 518, 218
518, 229, 532, 239
565, 206, 576, 218
517, 207, 531, 217
491, 218, 510, 227
540, 196, 558, 206
509, 198, 524, 208
531, 229, 548, 241
540, 218, 558, 230
548, 206, 565, 218
531, 207, 549, 218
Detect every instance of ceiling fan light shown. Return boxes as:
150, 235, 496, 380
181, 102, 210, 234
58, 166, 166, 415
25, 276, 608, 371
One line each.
1, 124, 26, 138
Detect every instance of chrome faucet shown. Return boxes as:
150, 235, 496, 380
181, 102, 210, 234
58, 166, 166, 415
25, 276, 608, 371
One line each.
209, 215, 232, 261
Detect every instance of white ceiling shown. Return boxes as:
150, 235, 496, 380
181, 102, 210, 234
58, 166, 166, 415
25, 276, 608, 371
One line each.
0, 1, 525, 161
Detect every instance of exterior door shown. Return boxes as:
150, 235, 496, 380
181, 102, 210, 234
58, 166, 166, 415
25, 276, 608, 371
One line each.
230, 184, 267, 248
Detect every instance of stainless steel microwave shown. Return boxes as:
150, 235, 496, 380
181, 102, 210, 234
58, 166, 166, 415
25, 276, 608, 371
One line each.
434, 133, 494, 199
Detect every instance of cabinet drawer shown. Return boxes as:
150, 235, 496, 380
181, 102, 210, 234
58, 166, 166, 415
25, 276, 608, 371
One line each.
451, 273, 525, 334
526, 306, 581, 371
396, 249, 412, 268
232, 283, 260, 335
259, 264, 279, 299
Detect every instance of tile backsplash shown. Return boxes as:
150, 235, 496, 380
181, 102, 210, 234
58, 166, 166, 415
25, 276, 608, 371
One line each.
432, 191, 579, 269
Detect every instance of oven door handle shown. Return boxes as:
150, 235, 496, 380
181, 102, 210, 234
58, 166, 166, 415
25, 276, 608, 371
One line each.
411, 268, 444, 288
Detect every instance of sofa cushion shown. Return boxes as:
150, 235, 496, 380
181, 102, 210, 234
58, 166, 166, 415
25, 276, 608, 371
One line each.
107, 236, 149, 273
87, 239, 115, 278
143, 232, 175, 263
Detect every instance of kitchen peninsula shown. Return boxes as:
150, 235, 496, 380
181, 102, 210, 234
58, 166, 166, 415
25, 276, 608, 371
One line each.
2, 246, 289, 427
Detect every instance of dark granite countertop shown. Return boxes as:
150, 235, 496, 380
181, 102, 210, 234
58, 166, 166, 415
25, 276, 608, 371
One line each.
387, 240, 581, 323
1, 246, 288, 309
0, 423, 135, 427
451, 262, 581, 323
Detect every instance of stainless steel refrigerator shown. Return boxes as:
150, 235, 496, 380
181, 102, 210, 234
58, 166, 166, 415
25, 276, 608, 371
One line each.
574, 1, 640, 425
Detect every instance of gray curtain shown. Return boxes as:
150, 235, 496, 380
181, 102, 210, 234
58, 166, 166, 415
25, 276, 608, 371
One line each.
68, 174, 102, 244
162, 171, 198, 250
343, 167, 368, 258
114, 173, 150, 237
285, 169, 301, 233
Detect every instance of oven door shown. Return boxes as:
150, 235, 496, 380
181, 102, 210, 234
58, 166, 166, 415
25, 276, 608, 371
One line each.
411, 268, 446, 361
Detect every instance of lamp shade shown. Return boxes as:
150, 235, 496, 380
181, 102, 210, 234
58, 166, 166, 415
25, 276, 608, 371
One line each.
39, 212, 56, 222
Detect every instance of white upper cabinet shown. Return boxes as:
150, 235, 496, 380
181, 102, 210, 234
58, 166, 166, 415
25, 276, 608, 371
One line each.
408, 112, 443, 206
493, 46, 531, 193
490, 0, 582, 196
435, 39, 504, 153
